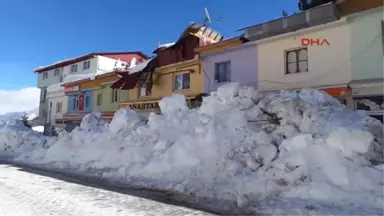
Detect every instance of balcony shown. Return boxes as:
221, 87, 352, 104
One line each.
243, 3, 340, 41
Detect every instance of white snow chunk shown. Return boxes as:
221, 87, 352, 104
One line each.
159, 94, 188, 114
109, 108, 143, 134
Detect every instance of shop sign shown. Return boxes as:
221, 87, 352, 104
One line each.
301, 38, 331, 47
64, 85, 79, 93
126, 102, 160, 110
121, 98, 194, 111
320, 87, 348, 97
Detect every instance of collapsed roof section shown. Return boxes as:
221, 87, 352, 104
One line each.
111, 23, 224, 91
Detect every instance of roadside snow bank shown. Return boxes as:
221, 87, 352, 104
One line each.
0, 120, 55, 156
9, 83, 384, 214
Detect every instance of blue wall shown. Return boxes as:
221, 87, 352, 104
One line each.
66, 90, 93, 113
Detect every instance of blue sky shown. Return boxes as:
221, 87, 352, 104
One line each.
0, 0, 297, 90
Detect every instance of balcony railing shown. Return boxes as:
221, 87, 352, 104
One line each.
244, 3, 340, 41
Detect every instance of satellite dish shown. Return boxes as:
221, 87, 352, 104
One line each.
204, 8, 211, 25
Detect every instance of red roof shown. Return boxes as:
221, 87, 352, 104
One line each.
34, 52, 149, 73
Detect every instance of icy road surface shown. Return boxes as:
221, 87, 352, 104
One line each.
0, 164, 213, 216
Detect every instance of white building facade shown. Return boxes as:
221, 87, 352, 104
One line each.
34, 52, 148, 129
239, 3, 354, 105
256, 17, 352, 105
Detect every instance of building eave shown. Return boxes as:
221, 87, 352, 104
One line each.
34, 51, 149, 73
61, 71, 120, 87
249, 17, 347, 46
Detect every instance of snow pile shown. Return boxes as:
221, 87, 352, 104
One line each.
0, 120, 54, 156
10, 83, 384, 214
0, 108, 39, 122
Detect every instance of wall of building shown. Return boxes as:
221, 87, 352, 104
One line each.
349, 6, 383, 81
120, 59, 204, 103
47, 93, 67, 126
37, 57, 98, 88
201, 43, 258, 93
257, 19, 351, 91
93, 84, 128, 112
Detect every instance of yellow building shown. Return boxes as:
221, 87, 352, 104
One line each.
112, 23, 224, 116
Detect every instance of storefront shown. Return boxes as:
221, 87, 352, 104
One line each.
349, 79, 383, 122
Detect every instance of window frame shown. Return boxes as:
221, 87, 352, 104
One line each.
85, 95, 90, 108
73, 97, 79, 111
54, 68, 60, 76
112, 89, 120, 103
71, 64, 78, 73
174, 72, 191, 91
42, 72, 48, 80
285, 47, 309, 74
83, 60, 90, 70
139, 83, 151, 97
56, 102, 62, 113
381, 20, 384, 56
214, 61, 231, 83
97, 93, 102, 106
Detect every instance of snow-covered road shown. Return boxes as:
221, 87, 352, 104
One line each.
0, 164, 213, 216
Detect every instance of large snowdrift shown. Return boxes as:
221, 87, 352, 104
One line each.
0, 120, 55, 158
1, 83, 383, 215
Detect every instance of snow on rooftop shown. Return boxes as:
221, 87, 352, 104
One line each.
158, 42, 175, 48
33, 56, 83, 72
47, 70, 120, 93
129, 58, 154, 74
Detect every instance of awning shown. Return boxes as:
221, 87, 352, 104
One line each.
319, 86, 348, 97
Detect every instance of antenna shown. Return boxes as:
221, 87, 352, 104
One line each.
204, 8, 211, 25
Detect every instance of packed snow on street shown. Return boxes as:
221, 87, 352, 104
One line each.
0, 83, 383, 215
0, 164, 211, 216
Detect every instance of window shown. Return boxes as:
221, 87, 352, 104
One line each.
73, 97, 79, 110
42, 89, 47, 103
56, 102, 62, 113
54, 68, 60, 76
42, 72, 48, 80
174, 72, 190, 91
85, 96, 90, 107
83, 60, 90, 70
97, 94, 102, 106
139, 84, 151, 97
112, 89, 119, 103
214, 61, 231, 83
286, 48, 308, 74
381, 20, 384, 55
71, 64, 78, 73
